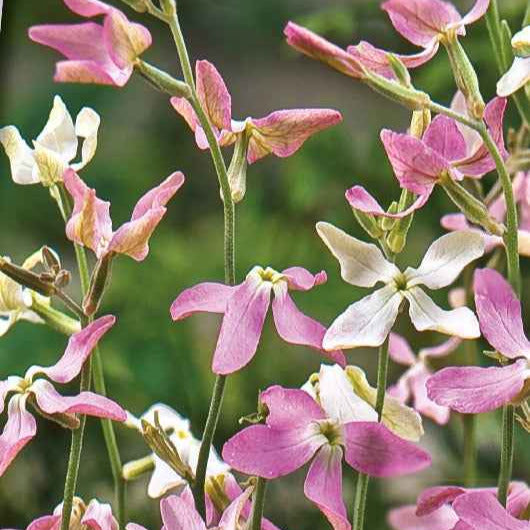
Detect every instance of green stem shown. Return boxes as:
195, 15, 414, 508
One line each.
462, 414, 477, 487
30, 297, 80, 336
498, 405, 515, 505
249, 477, 268, 530
352, 472, 370, 530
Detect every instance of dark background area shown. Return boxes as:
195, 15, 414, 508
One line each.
0, 0, 528, 528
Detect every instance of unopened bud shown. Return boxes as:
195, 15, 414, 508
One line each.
381, 202, 398, 231
387, 54, 412, 87
122, 454, 155, 480
83, 253, 114, 317
0, 257, 56, 296
351, 209, 384, 240
386, 189, 416, 254
409, 109, 431, 139
226, 128, 250, 203
135, 60, 191, 99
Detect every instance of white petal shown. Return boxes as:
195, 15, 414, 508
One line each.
316, 222, 399, 287
36, 95, 78, 162
497, 57, 530, 97
404, 286, 480, 338
323, 285, 402, 349
0, 314, 17, 337
0, 126, 38, 184
405, 231, 484, 289
33, 144, 68, 186
318, 364, 377, 423
141, 403, 191, 434
148, 454, 186, 498
71, 107, 100, 170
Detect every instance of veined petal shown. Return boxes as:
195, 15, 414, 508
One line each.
406, 231, 484, 289
416, 485, 468, 516
82, 500, 119, 530
459, 0, 490, 26
196, 60, 232, 131
418, 337, 461, 360
497, 57, 530, 97
404, 287, 480, 338
63, 0, 114, 17
388, 333, 416, 366
0, 395, 37, 476
281, 266, 327, 291
218, 487, 254, 530
409, 364, 450, 425
316, 222, 399, 287
388, 504, 459, 530
54, 59, 131, 86
343, 421, 431, 477
474, 268, 530, 359
304, 445, 349, 530
423, 115, 467, 162
426, 360, 528, 413
27, 515, 61, 530
170, 282, 235, 320
507, 482, 530, 518
72, 106, 100, 170
160, 493, 207, 530
170, 97, 200, 133
0, 125, 38, 185
324, 285, 402, 350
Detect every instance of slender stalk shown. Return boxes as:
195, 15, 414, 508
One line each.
352, 472, 370, 530
498, 405, 515, 505
249, 478, 268, 530
31, 297, 80, 336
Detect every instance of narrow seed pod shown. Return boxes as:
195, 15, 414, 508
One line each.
122, 455, 155, 481
387, 53, 412, 87
82, 253, 114, 317
135, 60, 191, 98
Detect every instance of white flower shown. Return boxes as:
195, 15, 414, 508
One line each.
317, 223, 484, 349
0, 95, 99, 186
497, 26, 530, 97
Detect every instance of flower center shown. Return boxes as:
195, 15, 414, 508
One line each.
393, 272, 409, 291
258, 266, 283, 284
317, 420, 343, 446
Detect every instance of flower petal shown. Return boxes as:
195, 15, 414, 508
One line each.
72, 106, 101, 170
416, 485, 470, 516
147, 453, 186, 498
343, 421, 431, 477
409, 364, 451, 425
170, 282, 235, 320
27, 515, 61, 530
324, 285, 402, 350
63, 0, 114, 17
406, 231, 484, 289
474, 268, 530, 359
423, 115, 467, 162
54, 59, 131, 86
212, 274, 272, 375
507, 482, 530, 518
388, 332, 416, 366
160, 493, 207, 530
497, 57, 530, 97
82, 499, 118, 530
218, 487, 254, 530
404, 287, 480, 338
426, 360, 528, 413
0, 395, 37, 476
0, 125, 38, 185
419, 337, 462, 359
316, 222, 399, 287
304, 445, 349, 530
280, 266, 327, 291
459, 0, 490, 26
388, 504, 459, 530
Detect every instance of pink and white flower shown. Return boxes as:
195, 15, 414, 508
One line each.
0, 316, 125, 476
29, 0, 152, 87
316, 223, 483, 349
170, 266, 345, 374
497, 26, 530, 97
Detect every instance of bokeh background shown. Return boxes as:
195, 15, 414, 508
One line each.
0, 0, 529, 528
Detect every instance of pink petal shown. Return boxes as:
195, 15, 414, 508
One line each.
283, 22, 364, 78
381, 0, 461, 48
218, 487, 254, 530
170, 97, 200, 134
388, 505, 459, 530
416, 485, 468, 516
441, 214, 500, 253
271, 286, 346, 366
0, 395, 37, 476
170, 282, 235, 320
423, 115, 467, 162
346, 186, 430, 219
507, 482, 530, 518
32, 379, 126, 421
343, 422, 431, 477
63, 169, 113, 258
426, 360, 528, 413
196, 60, 232, 131
29, 315, 116, 384
419, 337, 462, 359
410, 365, 450, 424
281, 267, 327, 291
388, 333, 416, 366
248, 109, 342, 164
54, 59, 130, 86
63, 0, 114, 17
212, 275, 272, 374
474, 268, 530, 359
459, 0, 490, 26
27, 515, 61, 530
380, 129, 447, 195
160, 494, 207, 530
304, 445, 350, 530
125, 525, 148, 530
82, 499, 118, 530
453, 491, 530, 530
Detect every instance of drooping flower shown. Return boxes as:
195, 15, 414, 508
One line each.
316, 223, 483, 350
29, 0, 152, 86
0, 315, 125, 475
170, 266, 345, 374
171, 60, 342, 201
0, 95, 99, 186
64, 169, 185, 262
427, 268, 530, 413
223, 384, 431, 530
387, 333, 461, 425
497, 26, 530, 97
388, 482, 530, 530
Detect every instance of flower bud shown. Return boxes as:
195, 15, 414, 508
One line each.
387, 54, 412, 87
226, 128, 250, 203
135, 60, 191, 98
122, 455, 155, 480
409, 109, 431, 139
83, 253, 114, 317
381, 202, 399, 231
351, 208, 384, 240
386, 189, 416, 254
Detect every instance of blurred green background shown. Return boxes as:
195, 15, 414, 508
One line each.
0, 0, 529, 528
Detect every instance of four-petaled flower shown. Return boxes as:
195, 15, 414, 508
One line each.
427, 268, 530, 413
0, 95, 99, 186
223, 383, 430, 530
316, 222, 483, 349
170, 265, 345, 374
64, 169, 185, 262
29, 0, 152, 86
0, 316, 126, 476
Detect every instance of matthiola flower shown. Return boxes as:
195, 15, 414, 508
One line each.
223, 384, 431, 530
64, 169, 185, 262
442, 171, 530, 257
171, 60, 342, 201
124, 403, 229, 498
29, 0, 152, 86
170, 266, 345, 374
0, 95, 99, 186
0, 316, 125, 476
497, 26, 530, 97
427, 268, 530, 413
388, 333, 461, 425
316, 223, 483, 350
388, 481, 530, 530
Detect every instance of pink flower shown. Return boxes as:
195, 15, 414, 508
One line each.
442, 171, 530, 256
427, 268, 530, 413
64, 169, 185, 261
223, 385, 431, 530
170, 266, 345, 374
28, 0, 152, 86
0, 316, 126, 476
387, 332, 461, 425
